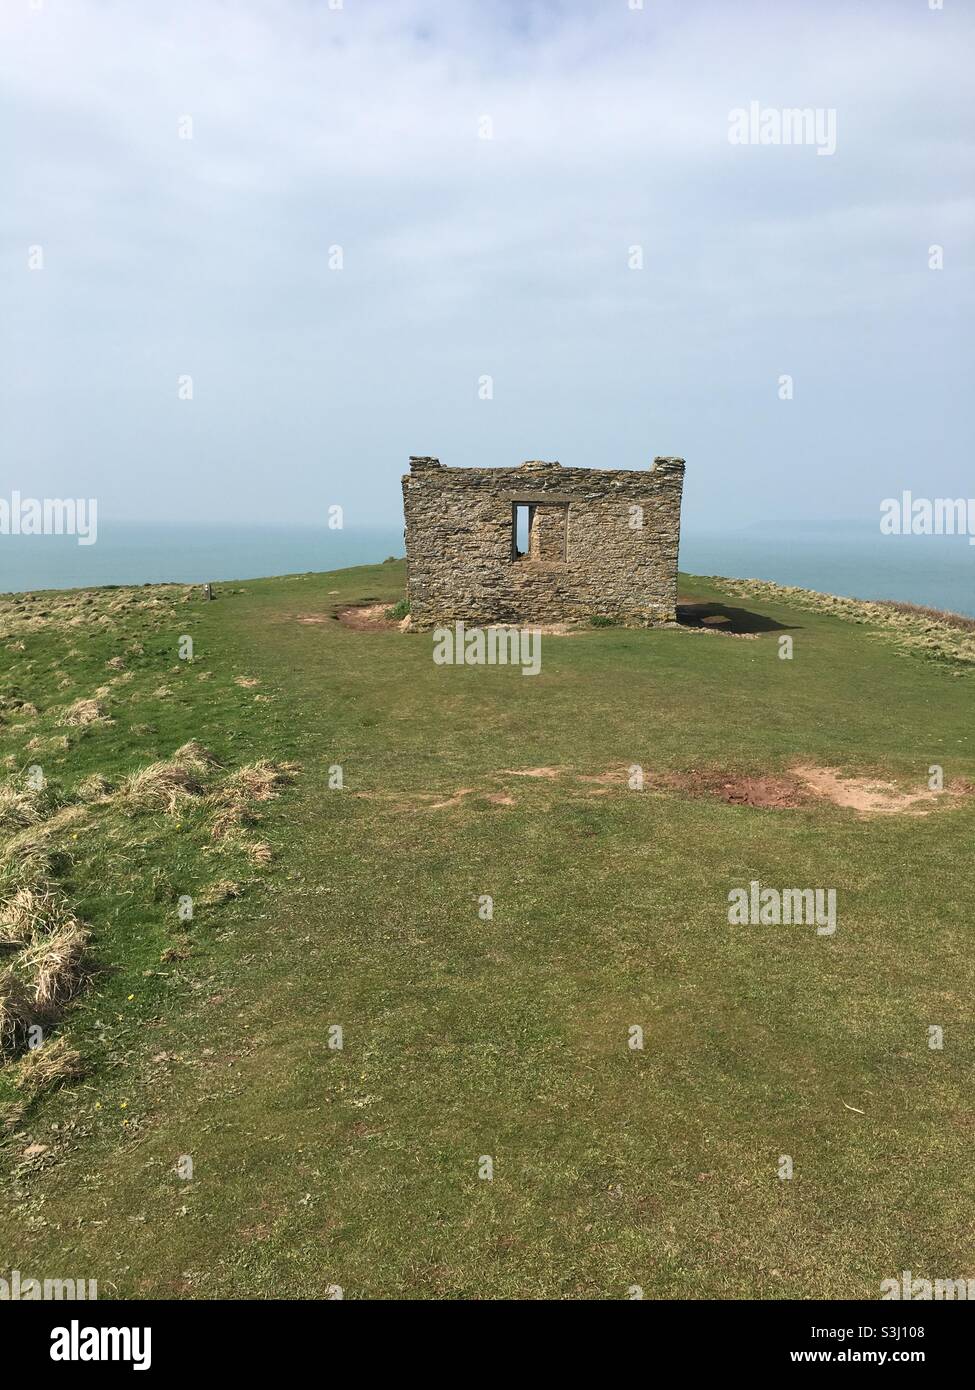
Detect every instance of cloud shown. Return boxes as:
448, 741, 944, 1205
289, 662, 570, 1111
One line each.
1, 0, 972, 527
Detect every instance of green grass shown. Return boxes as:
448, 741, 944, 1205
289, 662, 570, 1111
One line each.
1, 563, 973, 1300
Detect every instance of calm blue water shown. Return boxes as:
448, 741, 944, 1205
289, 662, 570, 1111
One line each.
680, 523, 975, 617
0, 523, 405, 594
1, 519, 972, 617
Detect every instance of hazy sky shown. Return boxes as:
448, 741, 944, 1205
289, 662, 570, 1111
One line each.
3, 0, 972, 530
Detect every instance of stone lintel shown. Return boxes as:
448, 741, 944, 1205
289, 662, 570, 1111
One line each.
506, 493, 574, 505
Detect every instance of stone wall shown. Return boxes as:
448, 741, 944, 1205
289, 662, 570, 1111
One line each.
402, 456, 685, 629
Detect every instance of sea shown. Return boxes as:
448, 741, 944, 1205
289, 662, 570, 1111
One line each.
0, 519, 972, 618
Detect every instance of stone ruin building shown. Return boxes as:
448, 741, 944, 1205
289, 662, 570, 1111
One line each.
402, 455, 685, 629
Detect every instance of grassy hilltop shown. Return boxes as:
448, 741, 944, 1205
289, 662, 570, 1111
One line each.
1, 560, 973, 1299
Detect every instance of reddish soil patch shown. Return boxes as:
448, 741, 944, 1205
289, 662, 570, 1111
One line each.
656, 766, 973, 815
659, 769, 808, 809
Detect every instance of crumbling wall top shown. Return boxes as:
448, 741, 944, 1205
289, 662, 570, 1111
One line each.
406, 455, 684, 480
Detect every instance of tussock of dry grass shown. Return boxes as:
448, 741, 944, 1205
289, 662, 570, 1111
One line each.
160, 941, 192, 963
0, 697, 38, 719
174, 740, 221, 769
0, 969, 36, 1052
122, 761, 204, 813
201, 879, 243, 905
0, 951, 88, 1053
0, 785, 46, 832
25, 734, 70, 756
76, 772, 114, 803
0, 768, 94, 1054
0, 840, 89, 1052
0, 1099, 27, 1134
207, 760, 298, 844
877, 598, 975, 632
14, 1036, 85, 1094
222, 760, 298, 803
0, 776, 67, 835
1, 804, 88, 860
120, 758, 206, 813
59, 696, 110, 727
209, 804, 251, 839
0, 885, 70, 945
20, 923, 88, 1010
0, 727, 296, 1076
117, 741, 223, 814
0, 583, 191, 643
0, 843, 58, 891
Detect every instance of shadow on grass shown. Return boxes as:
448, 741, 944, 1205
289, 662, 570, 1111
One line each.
676, 601, 800, 634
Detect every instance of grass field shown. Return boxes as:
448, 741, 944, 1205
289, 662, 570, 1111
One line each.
1, 561, 973, 1300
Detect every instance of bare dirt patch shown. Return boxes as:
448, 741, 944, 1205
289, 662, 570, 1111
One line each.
337, 604, 399, 632
500, 766, 564, 779
659, 770, 809, 810
350, 763, 973, 819
792, 765, 965, 816
656, 765, 971, 815
428, 788, 475, 810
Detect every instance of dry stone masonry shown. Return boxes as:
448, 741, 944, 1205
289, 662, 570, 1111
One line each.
402, 455, 685, 629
